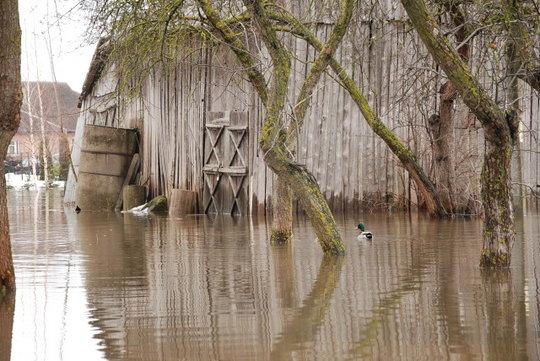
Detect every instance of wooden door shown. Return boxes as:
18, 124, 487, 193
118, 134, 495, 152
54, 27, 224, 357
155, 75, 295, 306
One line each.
203, 111, 249, 215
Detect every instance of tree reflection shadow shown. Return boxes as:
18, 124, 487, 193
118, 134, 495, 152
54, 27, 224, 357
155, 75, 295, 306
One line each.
480, 269, 528, 361
270, 254, 344, 360
345, 255, 433, 359
0, 291, 15, 361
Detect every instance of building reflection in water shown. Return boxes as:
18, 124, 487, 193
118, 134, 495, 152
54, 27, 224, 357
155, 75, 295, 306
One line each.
6, 191, 540, 360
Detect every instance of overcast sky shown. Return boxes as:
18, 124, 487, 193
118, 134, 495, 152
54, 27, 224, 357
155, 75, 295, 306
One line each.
19, 0, 97, 93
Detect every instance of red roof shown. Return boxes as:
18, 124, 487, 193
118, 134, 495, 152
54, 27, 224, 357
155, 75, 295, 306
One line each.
19, 81, 80, 134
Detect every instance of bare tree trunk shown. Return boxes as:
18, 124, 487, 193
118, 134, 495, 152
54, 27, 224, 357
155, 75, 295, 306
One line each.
23, 82, 38, 181
23, 30, 38, 182
428, 96, 455, 211
505, 0, 540, 93
35, 80, 50, 184
32, 32, 50, 184
480, 141, 515, 267
271, 177, 293, 243
427, 4, 470, 213
262, 149, 345, 254
0, 133, 16, 291
0, 0, 21, 291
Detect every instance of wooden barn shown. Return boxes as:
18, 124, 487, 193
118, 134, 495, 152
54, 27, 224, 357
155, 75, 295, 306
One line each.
64, 5, 540, 215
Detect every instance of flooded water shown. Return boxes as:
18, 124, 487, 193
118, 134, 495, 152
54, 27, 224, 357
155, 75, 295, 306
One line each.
2, 190, 540, 361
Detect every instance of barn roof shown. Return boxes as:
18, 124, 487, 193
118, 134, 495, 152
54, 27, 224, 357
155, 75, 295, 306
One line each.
78, 38, 112, 108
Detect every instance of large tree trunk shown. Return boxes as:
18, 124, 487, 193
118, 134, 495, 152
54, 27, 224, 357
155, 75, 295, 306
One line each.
271, 177, 293, 243
0, 0, 21, 291
0, 292, 15, 361
0, 133, 16, 291
480, 141, 514, 267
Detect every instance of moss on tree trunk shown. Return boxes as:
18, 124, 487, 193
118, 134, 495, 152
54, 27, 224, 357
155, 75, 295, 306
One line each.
479, 136, 515, 267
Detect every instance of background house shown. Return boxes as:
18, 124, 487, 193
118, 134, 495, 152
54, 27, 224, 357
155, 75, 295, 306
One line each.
7, 81, 79, 174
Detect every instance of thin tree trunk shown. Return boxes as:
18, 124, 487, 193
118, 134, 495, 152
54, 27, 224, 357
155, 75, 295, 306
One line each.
480, 141, 515, 267
505, 0, 540, 93
23, 28, 38, 182
428, 91, 455, 211
32, 32, 49, 184
0, 0, 21, 291
35, 80, 49, 184
23, 83, 38, 181
271, 177, 293, 243
506, 0, 525, 205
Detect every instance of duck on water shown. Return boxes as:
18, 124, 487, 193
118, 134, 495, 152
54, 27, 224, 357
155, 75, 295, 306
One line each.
357, 223, 373, 241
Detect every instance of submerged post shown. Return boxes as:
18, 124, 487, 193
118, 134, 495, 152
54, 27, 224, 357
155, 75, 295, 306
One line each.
122, 185, 146, 212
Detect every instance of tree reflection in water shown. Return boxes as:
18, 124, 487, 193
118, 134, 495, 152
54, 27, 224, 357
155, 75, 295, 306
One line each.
270, 255, 344, 360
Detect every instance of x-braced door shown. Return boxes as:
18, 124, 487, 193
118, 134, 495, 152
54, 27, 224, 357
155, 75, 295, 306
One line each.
203, 111, 249, 215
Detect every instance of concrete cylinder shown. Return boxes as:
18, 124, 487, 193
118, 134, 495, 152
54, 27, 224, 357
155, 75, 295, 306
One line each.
169, 189, 198, 216
123, 185, 146, 211
76, 125, 138, 210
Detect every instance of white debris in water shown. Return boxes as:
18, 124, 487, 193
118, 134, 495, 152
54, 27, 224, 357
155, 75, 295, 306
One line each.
5, 173, 65, 189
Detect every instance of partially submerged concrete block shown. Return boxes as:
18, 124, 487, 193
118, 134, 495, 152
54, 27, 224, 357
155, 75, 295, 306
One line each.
76, 125, 138, 210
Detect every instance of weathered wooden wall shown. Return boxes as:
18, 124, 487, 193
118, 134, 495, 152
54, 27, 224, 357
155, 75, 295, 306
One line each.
70, 9, 540, 214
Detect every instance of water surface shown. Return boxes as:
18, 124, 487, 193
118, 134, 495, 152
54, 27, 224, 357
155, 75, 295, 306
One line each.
3, 190, 540, 360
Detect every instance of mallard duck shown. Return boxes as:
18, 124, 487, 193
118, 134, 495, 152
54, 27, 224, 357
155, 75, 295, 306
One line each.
357, 223, 373, 240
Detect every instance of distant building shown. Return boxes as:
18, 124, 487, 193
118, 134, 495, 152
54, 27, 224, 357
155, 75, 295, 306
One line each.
8, 81, 79, 171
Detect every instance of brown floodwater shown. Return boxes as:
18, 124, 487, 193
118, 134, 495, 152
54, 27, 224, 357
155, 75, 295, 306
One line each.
2, 190, 540, 361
